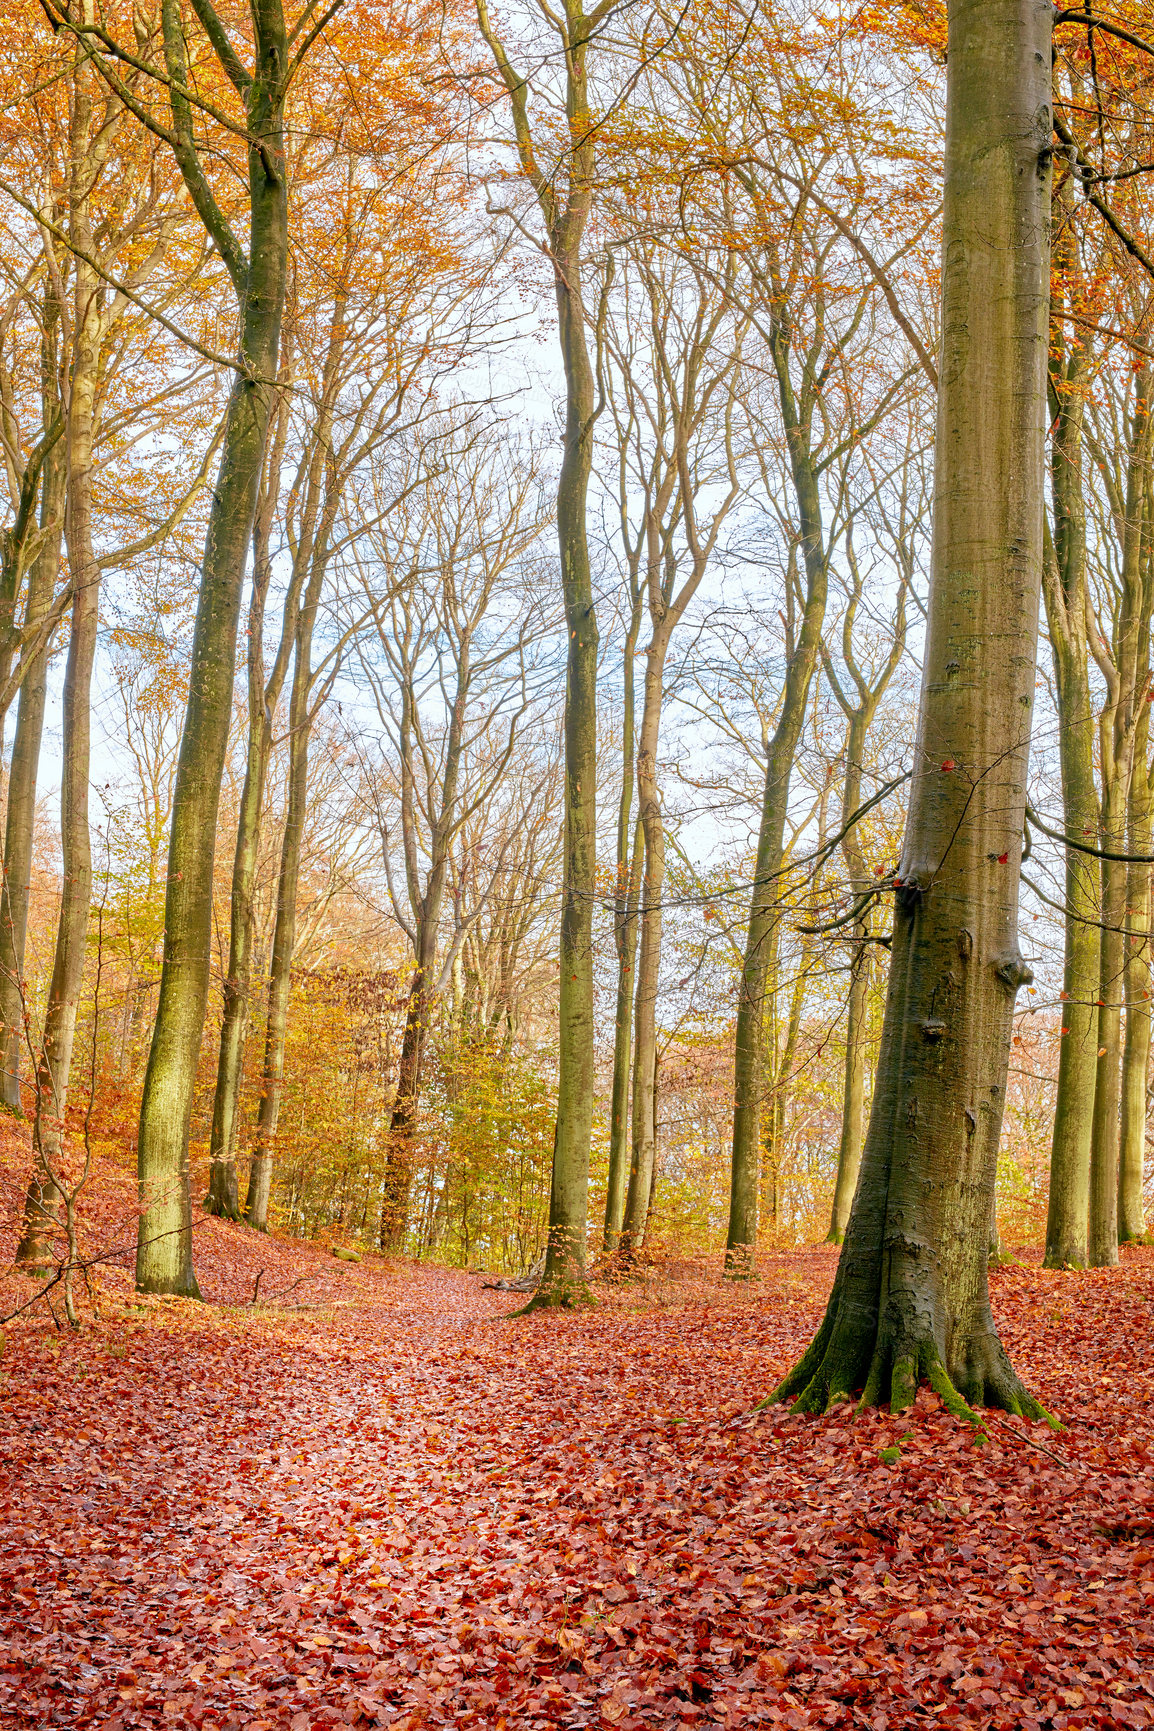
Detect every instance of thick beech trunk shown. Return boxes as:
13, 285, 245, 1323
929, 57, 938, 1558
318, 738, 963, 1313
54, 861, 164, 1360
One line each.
136, 8, 288, 1295
773, 0, 1052, 1418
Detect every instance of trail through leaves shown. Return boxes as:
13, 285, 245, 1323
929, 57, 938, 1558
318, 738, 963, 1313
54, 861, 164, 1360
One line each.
2, 1219, 1153, 1729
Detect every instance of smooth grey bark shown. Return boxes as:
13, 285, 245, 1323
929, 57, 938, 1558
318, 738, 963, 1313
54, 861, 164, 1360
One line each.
1119, 698, 1152, 1244
1041, 265, 1099, 1268
1086, 362, 1152, 1269
136, 0, 288, 1294
773, 0, 1052, 1418
477, 0, 604, 1304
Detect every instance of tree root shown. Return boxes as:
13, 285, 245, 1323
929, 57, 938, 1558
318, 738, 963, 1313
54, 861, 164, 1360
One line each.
766, 1311, 1057, 1429
512, 1277, 594, 1316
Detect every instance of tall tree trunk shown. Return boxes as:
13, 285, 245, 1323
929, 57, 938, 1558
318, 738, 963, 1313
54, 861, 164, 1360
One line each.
621, 625, 671, 1252
1087, 365, 1151, 1269
727, 444, 829, 1272
245, 541, 329, 1231
535, 229, 599, 1304
763, 941, 809, 1242
829, 944, 869, 1243
475, 0, 601, 1305
378, 956, 432, 1253
603, 578, 644, 1254
1090, 837, 1128, 1265
1119, 716, 1151, 1245
15, 90, 103, 1271
205, 350, 294, 1220
135, 12, 288, 1295
828, 714, 872, 1243
773, 0, 1052, 1419
0, 438, 64, 1117
1041, 297, 1098, 1268
604, 816, 641, 1252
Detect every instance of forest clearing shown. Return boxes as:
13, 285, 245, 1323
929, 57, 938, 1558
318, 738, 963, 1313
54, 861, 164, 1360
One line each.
3, 1130, 1154, 1731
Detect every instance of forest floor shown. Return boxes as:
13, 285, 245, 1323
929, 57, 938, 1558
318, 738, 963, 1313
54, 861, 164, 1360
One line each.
2, 1134, 1154, 1730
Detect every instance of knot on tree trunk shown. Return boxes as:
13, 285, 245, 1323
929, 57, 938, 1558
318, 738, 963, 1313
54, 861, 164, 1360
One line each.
996, 955, 1034, 993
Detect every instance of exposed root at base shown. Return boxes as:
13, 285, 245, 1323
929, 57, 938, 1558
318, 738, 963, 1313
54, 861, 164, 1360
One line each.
766, 1315, 1057, 1430
512, 1279, 594, 1316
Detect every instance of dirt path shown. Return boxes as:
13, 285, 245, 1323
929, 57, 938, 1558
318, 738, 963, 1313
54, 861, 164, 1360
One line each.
2, 1244, 1154, 1729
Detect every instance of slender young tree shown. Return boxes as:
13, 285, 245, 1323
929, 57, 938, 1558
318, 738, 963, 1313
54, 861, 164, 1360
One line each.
1084, 360, 1153, 1266
0, 277, 66, 1118
773, 0, 1053, 1418
822, 520, 910, 1242
1040, 191, 1100, 1269
1120, 681, 1152, 1244
353, 430, 551, 1252
476, 0, 608, 1302
605, 243, 745, 1254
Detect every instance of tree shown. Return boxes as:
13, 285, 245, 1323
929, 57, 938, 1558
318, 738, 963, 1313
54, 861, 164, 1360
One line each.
9, 16, 206, 1269
1040, 172, 1100, 1269
822, 509, 912, 1242
206, 66, 468, 1220
596, 237, 746, 1255
475, 0, 607, 1303
773, 0, 1053, 1419
350, 424, 552, 1252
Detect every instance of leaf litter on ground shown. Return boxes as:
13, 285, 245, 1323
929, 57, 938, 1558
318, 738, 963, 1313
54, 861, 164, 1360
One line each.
1, 1136, 1153, 1730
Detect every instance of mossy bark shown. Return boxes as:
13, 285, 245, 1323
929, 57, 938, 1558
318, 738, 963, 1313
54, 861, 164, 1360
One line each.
773, 0, 1053, 1419
136, 0, 288, 1295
